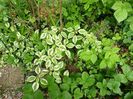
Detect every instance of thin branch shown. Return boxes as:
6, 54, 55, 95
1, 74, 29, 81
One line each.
59, 0, 63, 31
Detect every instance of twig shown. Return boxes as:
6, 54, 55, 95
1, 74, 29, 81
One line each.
59, 0, 63, 31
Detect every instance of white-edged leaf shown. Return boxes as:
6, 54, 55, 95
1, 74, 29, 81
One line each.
59, 45, 66, 51
63, 70, 69, 76
39, 69, 49, 77
67, 43, 75, 48
53, 72, 60, 78
51, 57, 57, 64
32, 82, 39, 92
46, 34, 53, 45
76, 45, 81, 49
55, 54, 62, 60
63, 39, 69, 45
54, 65, 60, 71
65, 50, 71, 58
35, 66, 41, 74
40, 33, 47, 39
27, 76, 36, 82
46, 39, 53, 45
5, 22, 10, 28
61, 32, 67, 38
48, 48, 54, 56
45, 59, 51, 68
55, 77, 61, 83
68, 32, 75, 39
58, 34, 62, 41
58, 61, 64, 68
78, 29, 87, 35
72, 35, 77, 44
77, 35, 83, 40
40, 78, 48, 86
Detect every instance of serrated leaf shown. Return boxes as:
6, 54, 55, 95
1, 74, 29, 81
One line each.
35, 66, 41, 74
67, 43, 75, 49
27, 76, 36, 82
63, 39, 69, 45
72, 35, 77, 44
40, 78, 48, 86
32, 82, 39, 92
114, 8, 128, 23
91, 54, 97, 64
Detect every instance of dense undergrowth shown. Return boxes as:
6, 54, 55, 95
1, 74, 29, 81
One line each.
0, 0, 133, 99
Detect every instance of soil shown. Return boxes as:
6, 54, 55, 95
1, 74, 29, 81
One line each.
0, 65, 24, 98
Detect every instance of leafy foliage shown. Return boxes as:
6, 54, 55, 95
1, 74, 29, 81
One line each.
0, 0, 133, 98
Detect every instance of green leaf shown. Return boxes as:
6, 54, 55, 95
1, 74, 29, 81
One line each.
100, 60, 106, 69
27, 76, 36, 82
107, 79, 122, 95
130, 23, 133, 31
47, 76, 61, 99
79, 50, 91, 61
61, 91, 72, 99
60, 83, 70, 91
124, 92, 133, 99
35, 66, 41, 75
32, 82, 39, 92
112, 1, 123, 10
114, 8, 128, 23
91, 54, 97, 64
82, 72, 89, 81
74, 88, 83, 99
127, 71, 133, 81
114, 74, 127, 84
40, 78, 48, 86
33, 90, 44, 99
